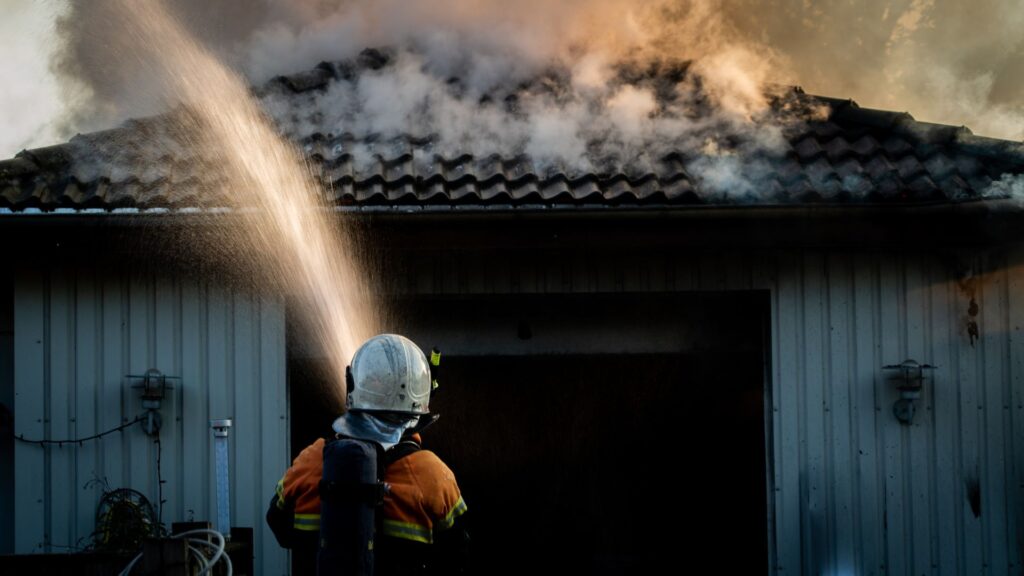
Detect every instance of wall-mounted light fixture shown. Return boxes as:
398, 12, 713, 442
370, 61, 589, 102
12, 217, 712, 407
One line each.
883, 359, 935, 425
127, 368, 180, 436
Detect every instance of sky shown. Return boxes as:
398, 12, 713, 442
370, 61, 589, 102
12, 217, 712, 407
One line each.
1, 0, 1022, 159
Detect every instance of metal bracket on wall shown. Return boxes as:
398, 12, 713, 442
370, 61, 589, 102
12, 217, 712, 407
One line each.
126, 369, 181, 436
883, 359, 935, 425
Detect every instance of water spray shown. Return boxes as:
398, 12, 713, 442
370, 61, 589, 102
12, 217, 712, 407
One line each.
112, 0, 382, 404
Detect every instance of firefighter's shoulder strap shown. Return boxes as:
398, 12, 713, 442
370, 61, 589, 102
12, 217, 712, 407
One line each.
382, 439, 421, 473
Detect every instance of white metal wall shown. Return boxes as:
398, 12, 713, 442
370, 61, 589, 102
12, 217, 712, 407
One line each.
768, 248, 1022, 576
392, 245, 1024, 575
12, 243, 1024, 575
13, 264, 289, 576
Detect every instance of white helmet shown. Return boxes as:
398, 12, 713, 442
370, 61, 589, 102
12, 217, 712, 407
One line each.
347, 334, 432, 415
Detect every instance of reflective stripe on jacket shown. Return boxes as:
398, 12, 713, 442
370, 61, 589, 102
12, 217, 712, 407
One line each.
273, 437, 467, 543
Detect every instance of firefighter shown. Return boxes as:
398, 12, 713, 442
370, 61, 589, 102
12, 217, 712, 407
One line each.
267, 334, 469, 575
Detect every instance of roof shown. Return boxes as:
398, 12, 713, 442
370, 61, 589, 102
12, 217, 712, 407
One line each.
2, 50, 1023, 215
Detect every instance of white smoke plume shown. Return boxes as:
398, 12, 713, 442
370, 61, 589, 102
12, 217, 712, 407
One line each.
721, 0, 1024, 142
46, 0, 1024, 142
23, 0, 1021, 199
47, 0, 806, 197
52, 0, 782, 129
984, 173, 1024, 201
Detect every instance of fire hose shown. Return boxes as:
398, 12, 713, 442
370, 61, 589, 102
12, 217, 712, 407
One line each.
117, 528, 231, 576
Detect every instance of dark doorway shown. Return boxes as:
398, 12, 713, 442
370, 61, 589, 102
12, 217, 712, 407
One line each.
288, 292, 769, 574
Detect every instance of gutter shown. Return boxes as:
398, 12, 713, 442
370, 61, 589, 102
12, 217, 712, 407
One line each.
0, 197, 1021, 226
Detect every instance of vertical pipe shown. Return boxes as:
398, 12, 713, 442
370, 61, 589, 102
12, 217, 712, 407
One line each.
210, 419, 232, 537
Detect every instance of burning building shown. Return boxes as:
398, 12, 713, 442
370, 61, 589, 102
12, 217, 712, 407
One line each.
1, 37, 1024, 576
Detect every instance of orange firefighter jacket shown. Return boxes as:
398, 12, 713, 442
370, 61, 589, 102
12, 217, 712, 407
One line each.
273, 436, 468, 544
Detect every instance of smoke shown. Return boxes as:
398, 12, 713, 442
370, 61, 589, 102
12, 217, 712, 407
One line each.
33, 0, 1023, 197
984, 173, 1024, 201
45, 0, 802, 197
720, 0, 1024, 141
46, 1, 1024, 142
52, 1, 783, 129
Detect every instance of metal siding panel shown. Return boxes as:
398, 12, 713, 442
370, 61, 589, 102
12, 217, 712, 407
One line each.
981, 255, 1010, 572
207, 286, 230, 523
259, 296, 289, 576
48, 268, 74, 551
435, 253, 453, 295
642, 253, 658, 292
621, 253, 641, 292
14, 268, 46, 553
0, 276, 11, 556
752, 251, 778, 575
514, 251, 532, 293
74, 266, 101, 550
928, 256, 962, 574
852, 253, 884, 575
957, 257, 984, 574
674, 254, 698, 292
555, 254, 572, 293
232, 291, 257, 531
773, 250, 802, 575
455, 252, 471, 294
590, 252, 614, 293
180, 277, 208, 523
699, 250, 727, 291
127, 273, 153, 511
750, 251, 775, 291
531, 251, 549, 293
15, 267, 288, 576
661, 252, 676, 292
826, 253, 856, 573
801, 251, 830, 573
1008, 248, 1024, 573
440, 253, 455, 294
725, 250, 751, 290
100, 270, 127, 493
154, 276, 179, 527
567, 251, 586, 294
465, 252, 487, 294
416, 254, 435, 295
879, 253, 908, 575
490, 252, 511, 294
905, 255, 935, 575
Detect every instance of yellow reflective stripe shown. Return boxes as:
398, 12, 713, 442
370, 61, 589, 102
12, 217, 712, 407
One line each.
430, 350, 441, 366
381, 519, 433, 544
437, 497, 468, 530
293, 513, 321, 531
275, 478, 286, 509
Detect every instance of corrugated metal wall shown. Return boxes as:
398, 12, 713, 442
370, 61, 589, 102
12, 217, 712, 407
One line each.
12, 264, 289, 576
768, 248, 1022, 576
1, 268, 13, 554
12, 243, 1024, 575
392, 245, 1024, 575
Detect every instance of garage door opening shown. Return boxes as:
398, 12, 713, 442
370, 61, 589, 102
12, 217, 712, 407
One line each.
288, 292, 770, 574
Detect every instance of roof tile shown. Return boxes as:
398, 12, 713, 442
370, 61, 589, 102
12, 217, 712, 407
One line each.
2, 57, 1023, 211
792, 136, 825, 161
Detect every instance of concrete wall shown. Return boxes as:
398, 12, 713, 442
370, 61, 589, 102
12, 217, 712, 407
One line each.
12, 264, 289, 575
